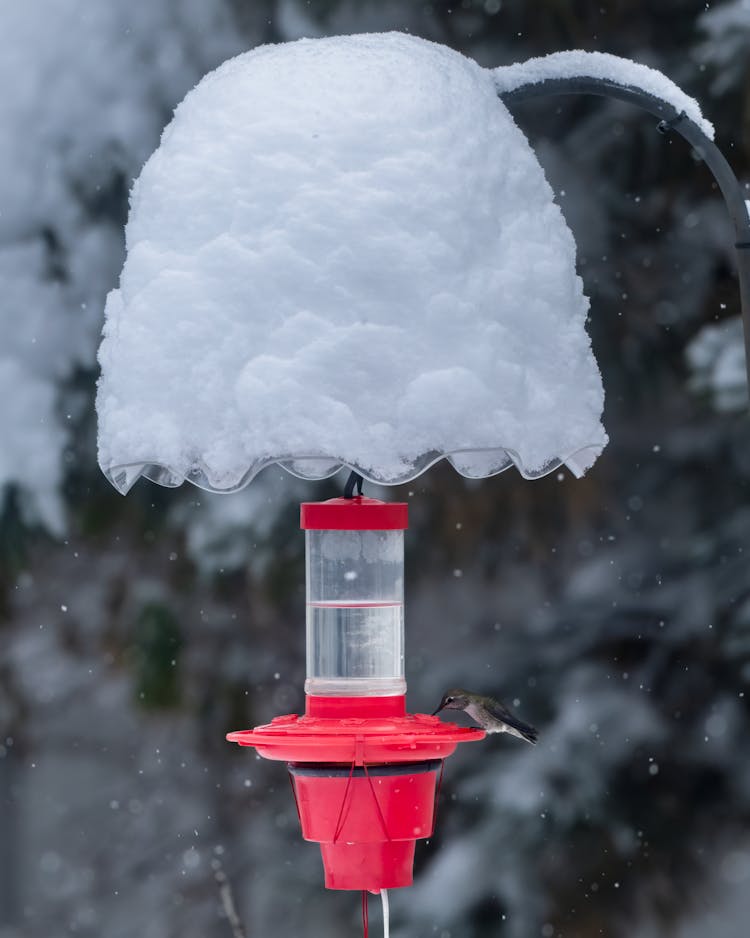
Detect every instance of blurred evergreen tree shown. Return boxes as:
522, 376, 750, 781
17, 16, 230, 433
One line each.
132, 602, 183, 709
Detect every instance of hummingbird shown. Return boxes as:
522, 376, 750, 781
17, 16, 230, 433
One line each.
432, 688, 538, 744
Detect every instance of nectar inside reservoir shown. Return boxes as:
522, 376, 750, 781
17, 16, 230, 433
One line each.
303, 498, 407, 697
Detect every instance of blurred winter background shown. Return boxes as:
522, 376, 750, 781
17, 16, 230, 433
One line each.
1, 1, 749, 936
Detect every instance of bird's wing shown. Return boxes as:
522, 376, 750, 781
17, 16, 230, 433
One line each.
484, 697, 515, 723
485, 696, 538, 743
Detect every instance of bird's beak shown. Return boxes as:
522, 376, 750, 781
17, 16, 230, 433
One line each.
431, 705, 444, 716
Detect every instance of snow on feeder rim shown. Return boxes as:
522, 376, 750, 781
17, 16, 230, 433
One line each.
227, 495, 485, 893
96, 31, 609, 496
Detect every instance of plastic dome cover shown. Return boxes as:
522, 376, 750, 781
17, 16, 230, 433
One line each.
97, 32, 607, 495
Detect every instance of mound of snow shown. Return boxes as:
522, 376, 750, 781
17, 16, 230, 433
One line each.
98, 32, 606, 494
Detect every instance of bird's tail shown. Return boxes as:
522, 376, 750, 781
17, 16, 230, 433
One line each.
505, 715, 538, 745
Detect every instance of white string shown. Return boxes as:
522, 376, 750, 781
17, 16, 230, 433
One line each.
381, 888, 390, 938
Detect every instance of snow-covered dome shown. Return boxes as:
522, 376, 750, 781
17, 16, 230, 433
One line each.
97, 32, 607, 495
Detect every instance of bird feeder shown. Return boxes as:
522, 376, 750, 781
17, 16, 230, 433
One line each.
95, 26, 750, 921
227, 495, 484, 891
95, 33, 610, 905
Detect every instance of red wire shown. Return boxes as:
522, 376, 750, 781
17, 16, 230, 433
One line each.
362, 890, 369, 938
333, 758, 356, 842
431, 759, 445, 834
287, 772, 302, 826
362, 762, 392, 841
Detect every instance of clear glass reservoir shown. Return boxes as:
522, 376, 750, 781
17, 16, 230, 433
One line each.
305, 527, 405, 696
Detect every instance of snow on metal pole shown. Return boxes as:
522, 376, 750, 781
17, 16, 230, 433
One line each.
496, 56, 750, 401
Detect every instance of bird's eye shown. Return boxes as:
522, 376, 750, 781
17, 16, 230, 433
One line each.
446, 697, 454, 703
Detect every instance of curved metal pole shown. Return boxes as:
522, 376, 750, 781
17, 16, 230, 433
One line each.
500, 76, 750, 397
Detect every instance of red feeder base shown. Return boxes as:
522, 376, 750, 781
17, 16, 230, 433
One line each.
227, 695, 484, 891
289, 760, 441, 891
320, 842, 415, 891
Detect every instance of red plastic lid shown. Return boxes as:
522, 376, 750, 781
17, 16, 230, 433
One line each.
300, 496, 408, 531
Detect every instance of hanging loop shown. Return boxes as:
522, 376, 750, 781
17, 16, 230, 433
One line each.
344, 470, 364, 498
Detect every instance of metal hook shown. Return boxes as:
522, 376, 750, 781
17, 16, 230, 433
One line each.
344, 470, 364, 498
